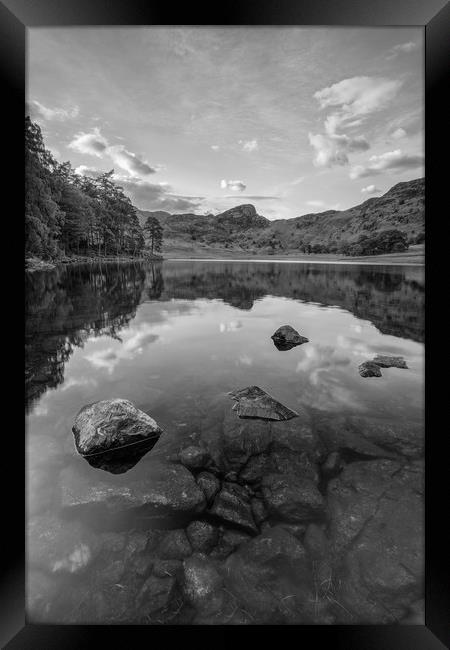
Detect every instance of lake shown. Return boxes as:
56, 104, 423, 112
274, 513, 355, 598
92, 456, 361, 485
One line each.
25, 260, 425, 624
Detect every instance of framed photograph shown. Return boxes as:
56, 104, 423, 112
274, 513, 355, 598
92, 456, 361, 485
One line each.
2, 0, 448, 646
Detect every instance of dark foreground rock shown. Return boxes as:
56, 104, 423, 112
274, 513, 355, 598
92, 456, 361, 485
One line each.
327, 459, 424, 623
182, 553, 224, 614
229, 386, 299, 421
262, 474, 325, 523
358, 361, 382, 377
372, 355, 408, 369
271, 325, 309, 351
72, 398, 162, 457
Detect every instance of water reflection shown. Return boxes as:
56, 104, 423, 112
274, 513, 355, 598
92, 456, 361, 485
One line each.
80, 438, 160, 475
25, 260, 424, 412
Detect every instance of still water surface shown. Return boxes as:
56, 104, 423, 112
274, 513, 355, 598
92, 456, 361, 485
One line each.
25, 260, 424, 621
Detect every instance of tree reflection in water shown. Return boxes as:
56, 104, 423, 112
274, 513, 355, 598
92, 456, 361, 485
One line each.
25, 260, 423, 411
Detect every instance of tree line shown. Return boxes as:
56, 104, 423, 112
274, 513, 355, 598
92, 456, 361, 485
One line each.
25, 116, 163, 260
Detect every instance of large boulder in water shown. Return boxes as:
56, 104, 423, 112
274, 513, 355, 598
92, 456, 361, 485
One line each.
271, 325, 309, 351
72, 398, 162, 458
229, 386, 298, 421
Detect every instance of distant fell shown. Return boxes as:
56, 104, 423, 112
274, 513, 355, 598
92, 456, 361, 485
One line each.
137, 177, 424, 256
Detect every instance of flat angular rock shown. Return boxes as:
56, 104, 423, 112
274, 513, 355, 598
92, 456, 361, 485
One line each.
372, 355, 408, 369
229, 386, 298, 421
358, 361, 382, 378
271, 325, 309, 351
209, 482, 258, 534
72, 398, 162, 459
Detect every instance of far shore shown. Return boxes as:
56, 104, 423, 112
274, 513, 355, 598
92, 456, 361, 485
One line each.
25, 245, 424, 272
164, 244, 425, 267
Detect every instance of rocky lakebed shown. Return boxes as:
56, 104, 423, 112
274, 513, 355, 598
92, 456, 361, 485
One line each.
28, 357, 424, 625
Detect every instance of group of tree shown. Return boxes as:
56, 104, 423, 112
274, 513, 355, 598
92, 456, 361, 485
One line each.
25, 116, 162, 260
338, 229, 409, 256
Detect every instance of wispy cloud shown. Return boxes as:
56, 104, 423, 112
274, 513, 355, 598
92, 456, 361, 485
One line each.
350, 149, 424, 179
387, 41, 418, 59
29, 100, 79, 121
69, 127, 108, 157
309, 76, 401, 168
69, 128, 157, 178
390, 127, 407, 140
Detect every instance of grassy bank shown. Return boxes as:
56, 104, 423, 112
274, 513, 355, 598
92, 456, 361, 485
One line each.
164, 244, 425, 266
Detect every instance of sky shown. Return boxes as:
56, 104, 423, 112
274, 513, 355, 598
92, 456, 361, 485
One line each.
27, 27, 424, 220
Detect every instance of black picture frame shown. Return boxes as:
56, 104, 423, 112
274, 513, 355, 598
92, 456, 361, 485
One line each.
3, 0, 448, 646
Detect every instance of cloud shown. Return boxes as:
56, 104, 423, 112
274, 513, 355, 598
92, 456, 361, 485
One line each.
220, 179, 246, 192
306, 200, 325, 208
68, 127, 108, 157
390, 127, 407, 140
290, 177, 305, 185
309, 76, 401, 168
361, 184, 380, 194
74, 165, 105, 178
350, 149, 424, 179
387, 41, 418, 59
115, 177, 203, 212
239, 139, 258, 152
309, 132, 370, 167
29, 100, 79, 121
314, 76, 401, 118
107, 145, 157, 177
69, 129, 158, 178
211, 145, 220, 151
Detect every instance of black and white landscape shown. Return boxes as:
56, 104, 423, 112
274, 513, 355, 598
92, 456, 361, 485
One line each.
26, 27, 424, 625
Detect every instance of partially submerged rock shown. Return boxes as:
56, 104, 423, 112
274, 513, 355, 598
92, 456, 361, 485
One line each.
372, 355, 408, 369
271, 325, 309, 351
72, 399, 162, 471
358, 361, 382, 378
229, 386, 298, 421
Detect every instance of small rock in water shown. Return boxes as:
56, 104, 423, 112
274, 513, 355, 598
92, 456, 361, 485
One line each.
186, 520, 220, 553
179, 445, 209, 470
271, 325, 309, 351
196, 471, 221, 504
229, 385, 298, 421
157, 529, 192, 560
72, 398, 162, 459
372, 355, 408, 369
182, 553, 224, 612
358, 361, 382, 378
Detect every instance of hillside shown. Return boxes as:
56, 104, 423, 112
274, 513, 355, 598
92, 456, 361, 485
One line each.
137, 178, 424, 257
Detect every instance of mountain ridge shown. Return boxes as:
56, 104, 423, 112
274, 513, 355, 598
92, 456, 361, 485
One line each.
137, 177, 424, 255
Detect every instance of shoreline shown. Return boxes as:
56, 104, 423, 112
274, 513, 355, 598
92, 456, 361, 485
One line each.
25, 255, 164, 272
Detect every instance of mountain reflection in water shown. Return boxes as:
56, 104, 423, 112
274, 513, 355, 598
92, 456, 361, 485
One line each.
25, 260, 424, 412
